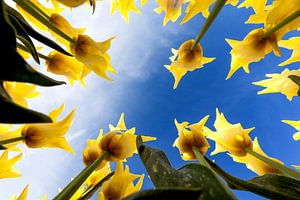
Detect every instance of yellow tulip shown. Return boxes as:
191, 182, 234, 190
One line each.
180, 0, 238, 24
293, 165, 300, 170
82, 138, 107, 169
238, 0, 267, 14
229, 137, 283, 175
165, 39, 215, 89
111, 0, 141, 23
98, 113, 156, 161
265, 0, 300, 40
50, 0, 87, 8
85, 162, 111, 187
205, 108, 254, 157
3, 82, 40, 108
70, 35, 116, 80
226, 28, 280, 79
16, 0, 62, 31
155, 0, 188, 26
173, 116, 210, 160
10, 185, 29, 200
279, 37, 300, 66
98, 162, 144, 200
282, 120, 300, 141
49, 13, 85, 47
46, 51, 84, 85
253, 69, 300, 101
0, 150, 22, 179
21, 104, 75, 153
0, 125, 22, 151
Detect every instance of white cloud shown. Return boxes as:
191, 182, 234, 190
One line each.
0, 0, 177, 199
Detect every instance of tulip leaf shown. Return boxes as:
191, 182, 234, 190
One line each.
8, 12, 40, 64
123, 188, 203, 200
0, 144, 7, 150
136, 136, 236, 200
206, 158, 300, 200
288, 75, 300, 96
6, 5, 72, 57
0, 82, 52, 123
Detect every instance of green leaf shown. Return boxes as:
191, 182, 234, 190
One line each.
123, 188, 203, 200
8, 13, 40, 64
206, 158, 300, 200
0, 144, 7, 150
6, 6, 72, 57
0, 82, 52, 123
136, 136, 236, 200
288, 75, 300, 96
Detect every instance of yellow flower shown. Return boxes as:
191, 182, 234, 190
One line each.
46, 51, 85, 85
180, 0, 238, 24
16, 0, 62, 31
253, 69, 300, 101
70, 35, 116, 80
98, 162, 144, 200
279, 37, 300, 66
173, 116, 210, 160
205, 108, 254, 157
98, 113, 156, 161
3, 82, 40, 108
50, 0, 87, 8
49, 13, 85, 47
85, 162, 111, 187
21, 104, 75, 153
0, 150, 22, 179
238, 0, 267, 14
229, 137, 283, 175
82, 135, 107, 169
10, 185, 29, 200
282, 120, 300, 141
266, 0, 300, 40
226, 28, 280, 79
155, 0, 188, 26
165, 40, 215, 89
0, 125, 22, 151
111, 0, 141, 23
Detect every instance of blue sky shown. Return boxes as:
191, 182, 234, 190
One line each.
1, 1, 300, 199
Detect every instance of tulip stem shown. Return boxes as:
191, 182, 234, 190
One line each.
16, 43, 51, 61
13, 0, 77, 45
245, 148, 300, 180
262, 8, 300, 39
191, 0, 227, 50
77, 171, 115, 200
53, 151, 109, 200
192, 146, 210, 168
0, 136, 25, 145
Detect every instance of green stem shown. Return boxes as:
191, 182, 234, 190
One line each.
191, 0, 227, 50
13, 0, 77, 45
0, 136, 25, 145
53, 151, 109, 200
245, 148, 300, 180
24, 0, 50, 20
16, 43, 51, 61
77, 171, 115, 200
262, 8, 300, 39
192, 146, 210, 168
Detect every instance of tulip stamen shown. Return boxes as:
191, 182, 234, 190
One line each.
191, 0, 227, 50
245, 147, 300, 180
262, 8, 300, 39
